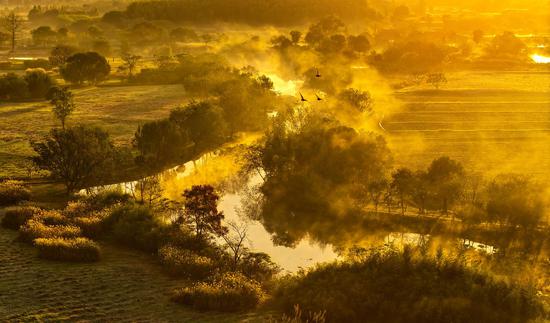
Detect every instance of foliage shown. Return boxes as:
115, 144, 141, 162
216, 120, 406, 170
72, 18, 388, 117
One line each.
49, 45, 78, 67
49, 87, 76, 129
24, 68, 55, 99
158, 244, 215, 279
248, 110, 392, 246
35, 237, 100, 262
107, 203, 167, 252
60, 52, 111, 85
0, 73, 30, 100
31, 125, 117, 193
1, 206, 40, 230
486, 175, 545, 229
125, 0, 380, 26
181, 185, 228, 240
0, 180, 31, 206
19, 219, 81, 243
273, 247, 545, 323
172, 272, 266, 312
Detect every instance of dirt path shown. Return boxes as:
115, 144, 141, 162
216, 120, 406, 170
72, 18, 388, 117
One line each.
0, 225, 264, 322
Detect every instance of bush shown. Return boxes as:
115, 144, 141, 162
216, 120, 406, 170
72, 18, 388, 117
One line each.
35, 237, 100, 262
172, 272, 266, 312
19, 219, 81, 243
34, 209, 68, 225
24, 68, 55, 98
159, 245, 215, 279
70, 212, 107, 238
273, 248, 545, 323
0, 180, 31, 206
107, 203, 167, 252
1, 206, 41, 230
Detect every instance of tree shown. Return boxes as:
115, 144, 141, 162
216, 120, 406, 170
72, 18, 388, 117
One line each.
222, 221, 249, 269
339, 88, 374, 112
118, 54, 141, 78
391, 168, 415, 215
31, 126, 116, 194
48, 87, 75, 129
290, 30, 302, 44
426, 73, 447, 89
134, 119, 191, 169
169, 101, 228, 157
367, 179, 388, 213
60, 52, 111, 85
182, 185, 228, 240
426, 157, 464, 215
0, 73, 29, 100
486, 175, 544, 229
3, 12, 23, 53
347, 34, 370, 53
24, 68, 55, 99
31, 26, 57, 46
49, 45, 77, 67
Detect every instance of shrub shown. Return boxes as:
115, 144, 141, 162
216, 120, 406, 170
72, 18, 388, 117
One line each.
159, 245, 215, 279
1, 206, 41, 230
35, 237, 100, 262
24, 68, 55, 98
239, 252, 280, 284
273, 248, 545, 323
19, 220, 81, 243
172, 272, 266, 312
70, 212, 107, 238
107, 203, 167, 252
0, 180, 31, 206
34, 209, 68, 225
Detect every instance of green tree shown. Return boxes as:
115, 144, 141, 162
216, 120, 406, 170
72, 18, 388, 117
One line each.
3, 12, 23, 53
31, 26, 57, 46
182, 185, 228, 240
49, 87, 75, 129
426, 157, 464, 215
60, 52, 111, 85
391, 168, 415, 215
31, 126, 116, 194
486, 175, 544, 229
169, 101, 228, 158
24, 68, 55, 99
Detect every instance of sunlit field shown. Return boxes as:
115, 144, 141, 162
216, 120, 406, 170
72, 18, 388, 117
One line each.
0, 0, 549, 321
387, 71, 550, 177
0, 84, 188, 177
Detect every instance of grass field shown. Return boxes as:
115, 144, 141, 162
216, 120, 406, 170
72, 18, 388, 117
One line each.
0, 220, 267, 322
386, 71, 550, 178
0, 84, 190, 178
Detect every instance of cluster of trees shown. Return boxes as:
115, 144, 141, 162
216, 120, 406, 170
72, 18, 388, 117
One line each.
123, 0, 380, 26
0, 69, 55, 101
31, 26, 68, 46
271, 17, 372, 59
243, 108, 547, 247
244, 109, 392, 246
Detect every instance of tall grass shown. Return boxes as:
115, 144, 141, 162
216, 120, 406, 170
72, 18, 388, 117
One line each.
172, 272, 266, 312
1, 206, 41, 230
0, 180, 31, 206
18, 219, 82, 243
158, 244, 215, 279
35, 237, 101, 262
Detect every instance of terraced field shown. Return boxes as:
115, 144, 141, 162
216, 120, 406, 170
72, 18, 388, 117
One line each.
0, 224, 264, 322
386, 71, 550, 178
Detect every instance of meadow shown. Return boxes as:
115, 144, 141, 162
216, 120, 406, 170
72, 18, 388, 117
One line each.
0, 84, 189, 178
0, 217, 266, 322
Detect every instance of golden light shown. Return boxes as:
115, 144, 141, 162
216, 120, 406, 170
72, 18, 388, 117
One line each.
531, 54, 550, 64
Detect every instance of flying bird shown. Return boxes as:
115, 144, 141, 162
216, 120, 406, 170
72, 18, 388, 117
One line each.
315, 68, 321, 78
300, 92, 308, 102
316, 94, 322, 101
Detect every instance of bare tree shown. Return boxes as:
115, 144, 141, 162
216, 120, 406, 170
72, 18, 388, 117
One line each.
3, 12, 23, 54
221, 220, 249, 269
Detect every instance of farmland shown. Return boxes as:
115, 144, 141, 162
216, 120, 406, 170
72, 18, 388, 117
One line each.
386, 71, 550, 178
